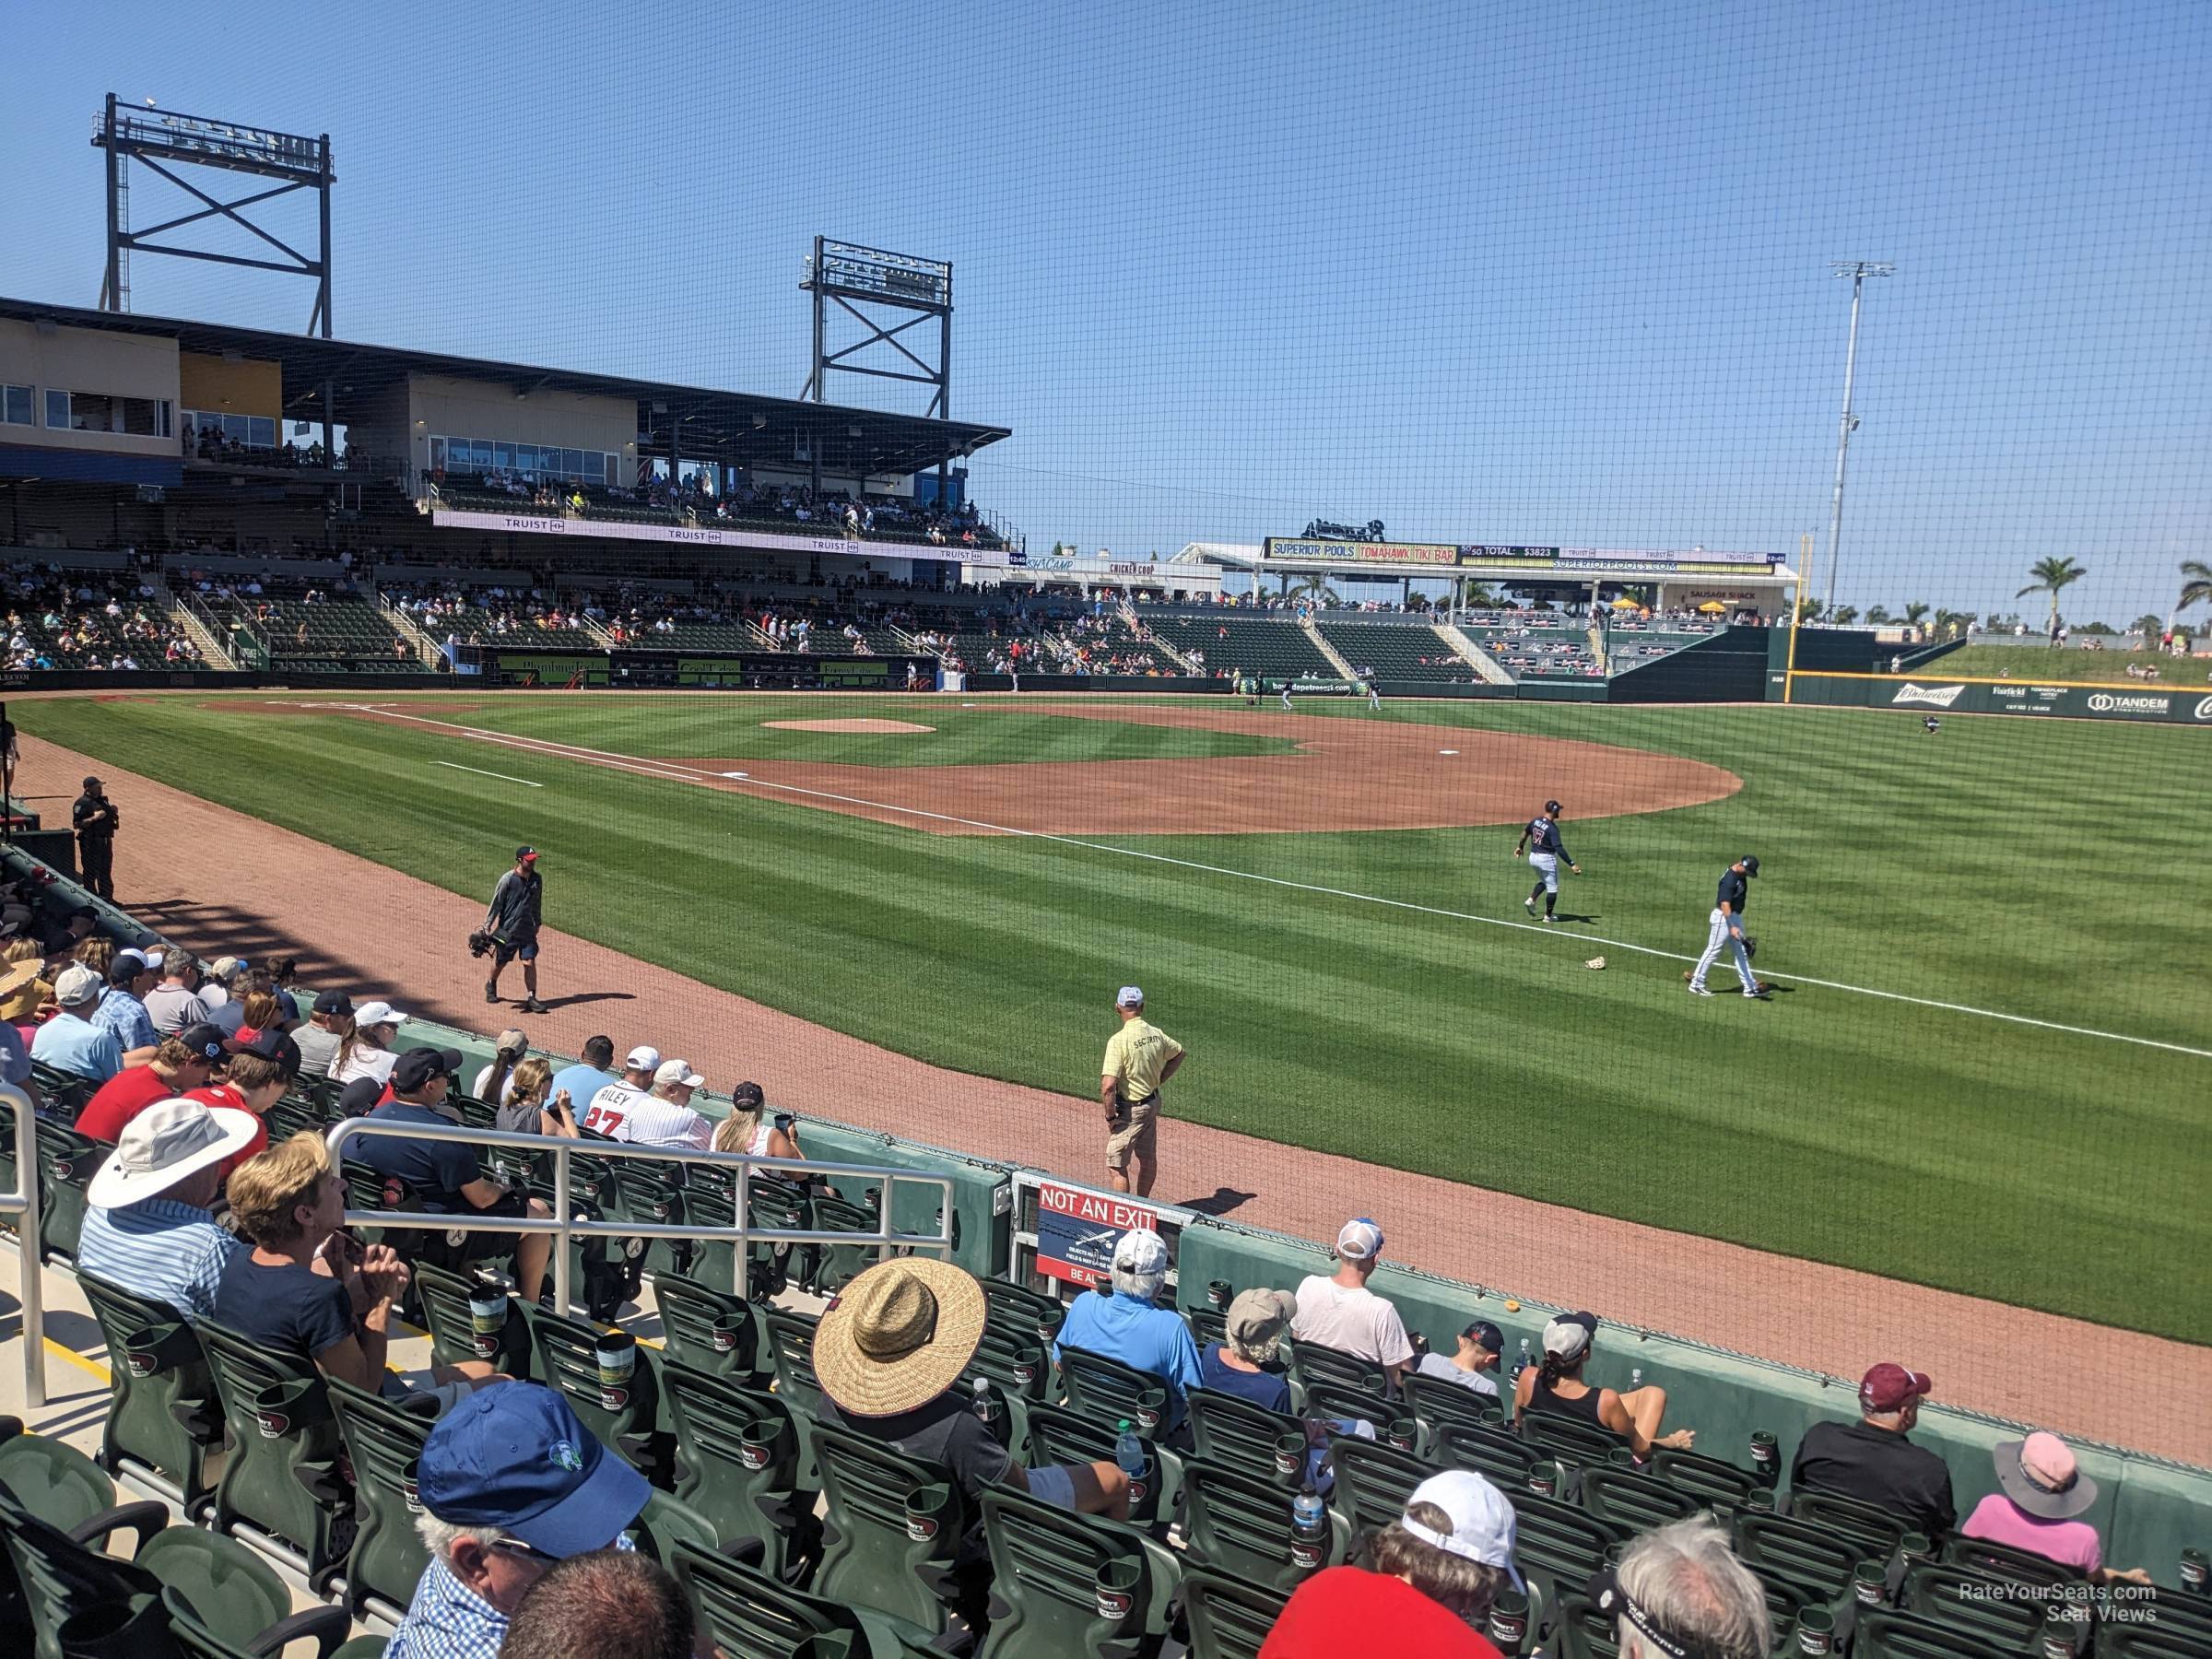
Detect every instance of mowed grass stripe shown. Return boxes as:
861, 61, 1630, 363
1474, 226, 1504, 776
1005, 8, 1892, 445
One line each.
21, 693, 2208, 1341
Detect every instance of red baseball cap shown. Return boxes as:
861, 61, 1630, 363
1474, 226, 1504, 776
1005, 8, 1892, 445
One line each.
1860, 1362, 1933, 1412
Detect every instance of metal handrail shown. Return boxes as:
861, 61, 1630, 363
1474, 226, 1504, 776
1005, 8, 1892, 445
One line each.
0, 1081, 44, 1406
325, 1117, 954, 1312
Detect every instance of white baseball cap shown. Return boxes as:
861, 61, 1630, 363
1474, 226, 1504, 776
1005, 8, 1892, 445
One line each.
626, 1045, 664, 1072
1335, 1218, 1385, 1261
653, 1058, 705, 1089
1403, 1470, 1524, 1590
1542, 1312, 1598, 1361
354, 1000, 407, 1029
1112, 1230, 1170, 1276
1115, 985, 1144, 1007
54, 963, 103, 1006
86, 1098, 260, 1209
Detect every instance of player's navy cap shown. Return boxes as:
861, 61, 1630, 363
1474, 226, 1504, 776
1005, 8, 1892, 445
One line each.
417, 1382, 648, 1557
1461, 1319, 1505, 1353
1741, 854, 1760, 877
1545, 800, 1561, 814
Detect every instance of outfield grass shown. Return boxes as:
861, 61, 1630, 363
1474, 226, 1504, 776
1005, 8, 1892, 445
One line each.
1938, 642, 2210, 686
21, 690, 2209, 1341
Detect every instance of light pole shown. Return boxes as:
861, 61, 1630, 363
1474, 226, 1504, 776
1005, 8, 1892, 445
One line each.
1824, 260, 1893, 616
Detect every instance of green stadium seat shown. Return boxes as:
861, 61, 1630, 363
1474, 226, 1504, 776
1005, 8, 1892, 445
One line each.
1520, 1406, 1630, 1467
410, 1259, 536, 1380
671, 1537, 906, 1659
526, 1173, 632, 1323
0, 1430, 168, 1552
1900, 1563, 2059, 1651
976, 1482, 1182, 1658
1183, 1386, 1308, 1484
625, 1488, 721, 1566
609, 1158, 689, 1280
1940, 1532, 2085, 1591
1504, 1490, 1633, 1624
1179, 1455, 1351, 1592
1789, 1485, 1912, 1558
75, 1270, 225, 1515
661, 1358, 821, 1581
527, 1309, 673, 1484
262, 1092, 330, 1144
1854, 1606, 2021, 1659
31, 1061, 100, 1120
1645, 1443, 1766, 1508
806, 1190, 882, 1296
1324, 1434, 1439, 1544
1731, 1511, 1868, 1604
194, 1317, 356, 1589
1178, 1565, 1294, 1659
1579, 1462, 1701, 1532
1021, 1400, 1179, 1531
761, 1305, 828, 1487
1435, 1420, 1555, 1496
1182, 1305, 1230, 1351
1300, 1377, 1394, 1435
982, 1276, 1066, 1348
325, 1377, 433, 1623
1402, 1372, 1507, 1441
1288, 1338, 1391, 1406
1056, 1343, 1173, 1435
808, 1422, 972, 1637
2094, 1591, 2212, 1659
1548, 1593, 1624, 1659
651, 1270, 764, 1382
34, 1116, 103, 1264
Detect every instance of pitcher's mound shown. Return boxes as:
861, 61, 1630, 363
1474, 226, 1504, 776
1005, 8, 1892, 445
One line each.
761, 718, 936, 734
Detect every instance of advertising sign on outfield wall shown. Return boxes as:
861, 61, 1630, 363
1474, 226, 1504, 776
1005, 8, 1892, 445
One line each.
1263, 537, 1460, 565
1794, 674, 2212, 724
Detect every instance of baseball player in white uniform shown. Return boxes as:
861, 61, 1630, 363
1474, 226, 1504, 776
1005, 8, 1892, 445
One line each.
1513, 800, 1580, 923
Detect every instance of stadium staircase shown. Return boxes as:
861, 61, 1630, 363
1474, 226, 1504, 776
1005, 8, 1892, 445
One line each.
1434, 620, 1513, 683
161, 580, 241, 671
373, 595, 441, 667
1123, 601, 1199, 673
1300, 617, 1359, 679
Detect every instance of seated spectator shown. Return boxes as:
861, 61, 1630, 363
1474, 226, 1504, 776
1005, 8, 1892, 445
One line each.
812, 1259, 1132, 1565
385, 1384, 651, 1659
0, 938, 53, 1022
1292, 1218, 1417, 1394
76, 1024, 228, 1143
1198, 1286, 1296, 1412
330, 998, 408, 1088
1261, 1470, 1521, 1658
599, 1058, 712, 1150
182, 1033, 297, 1170
578, 1044, 659, 1136
473, 1028, 530, 1103
1788, 1362, 1953, 1537
292, 989, 353, 1080
92, 951, 160, 1063
143, 955, 212, 1036
1597, 1514, 1771, 1659
206, 964, 256, 1037
1053, 1230, 1205, 1431
32, 963, 126, 1084
1415, 1320, 1505, 1398
202, 955, 247, 1010
1513, 1312, 1692, 1457
76, 1096, 256, 1319
1961, 1432, 2151, 1584
496, 1056, 579, 1138
708, 1079, 800, 1161
344, 1046, 554, 1300
500, 1548, 695, 1659
227, 990, 286, 1050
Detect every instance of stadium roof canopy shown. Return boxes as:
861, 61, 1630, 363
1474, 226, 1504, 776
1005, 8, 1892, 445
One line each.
0, 295, 1009, 480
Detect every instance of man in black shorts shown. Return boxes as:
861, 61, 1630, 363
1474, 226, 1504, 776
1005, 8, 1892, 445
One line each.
345, 1044, 553, 1301
483, 846, 546, 1013
72, 775, 120, 900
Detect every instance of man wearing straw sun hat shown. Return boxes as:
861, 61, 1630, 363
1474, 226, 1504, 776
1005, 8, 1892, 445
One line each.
813, 1257, 1134, 1535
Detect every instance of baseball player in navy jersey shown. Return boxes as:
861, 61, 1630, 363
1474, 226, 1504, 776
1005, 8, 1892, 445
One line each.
1688, 854, 1769, 997
1513, 800, 1580, 923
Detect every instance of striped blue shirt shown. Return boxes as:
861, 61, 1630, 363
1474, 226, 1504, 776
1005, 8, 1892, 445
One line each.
385, 1535, 639, 1659
91, 990, 158, 1054
75, 1197, 242, 1321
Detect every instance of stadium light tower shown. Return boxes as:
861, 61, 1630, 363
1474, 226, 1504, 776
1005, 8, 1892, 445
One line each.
1822, 260, 1892, 615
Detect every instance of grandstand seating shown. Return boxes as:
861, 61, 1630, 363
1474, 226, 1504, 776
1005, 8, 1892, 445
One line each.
1150, 613, 1335, 679
4, 845, 2209, 1657
206, 593, 414, 671
1314, 619, 1484, 684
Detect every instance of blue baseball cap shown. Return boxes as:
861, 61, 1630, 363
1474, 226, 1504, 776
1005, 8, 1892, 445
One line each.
416, 1383, 648, 1557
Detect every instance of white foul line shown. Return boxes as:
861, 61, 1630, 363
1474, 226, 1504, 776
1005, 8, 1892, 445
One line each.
346, 703, 2210, 1062
431, 760, 543, 788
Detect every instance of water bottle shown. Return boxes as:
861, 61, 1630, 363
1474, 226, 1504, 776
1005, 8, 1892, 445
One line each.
972, 1376, 998, 1428
1114, 1418, 1148, 1505
1630, 1366, 1643, 1390
1290, 1481, 1327, 1571
1514, 1337, 1532, 1386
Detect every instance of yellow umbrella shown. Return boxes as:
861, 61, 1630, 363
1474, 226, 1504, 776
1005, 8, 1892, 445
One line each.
1698, 600, 1727, 613
1609, 596, 1641, 609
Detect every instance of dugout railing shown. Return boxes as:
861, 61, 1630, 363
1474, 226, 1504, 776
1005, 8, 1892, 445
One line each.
324, 1115, 957, 1309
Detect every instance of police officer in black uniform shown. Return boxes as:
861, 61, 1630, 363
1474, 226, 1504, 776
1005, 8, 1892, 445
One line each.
72, 775, 119, 900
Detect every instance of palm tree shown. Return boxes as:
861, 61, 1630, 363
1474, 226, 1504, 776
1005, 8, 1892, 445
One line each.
2177, 560, 2212, 625
1830, 605, 1859, 627
2017, 557, 2088, 641
2129, 614, 2165, 641
1287, 571, 1339, 609
1903, 602, 1930, 632
1865, 605, 1893, 626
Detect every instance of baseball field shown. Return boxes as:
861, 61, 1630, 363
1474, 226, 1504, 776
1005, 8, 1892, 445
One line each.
18, 689, 2208, 1345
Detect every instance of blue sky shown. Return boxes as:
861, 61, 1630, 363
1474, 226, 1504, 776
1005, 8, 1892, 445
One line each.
4, 0, 2206, 622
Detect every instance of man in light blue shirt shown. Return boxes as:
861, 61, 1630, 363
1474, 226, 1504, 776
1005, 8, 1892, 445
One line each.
31, 964, 125, 1086
91, 954, 159, 1059
546, 1034, 623, 1117
76, 1096, 258, 1319
1053, 1229, 1205, 1432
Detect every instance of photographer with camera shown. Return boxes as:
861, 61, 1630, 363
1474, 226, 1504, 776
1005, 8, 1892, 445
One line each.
478, 846, 546, 1013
